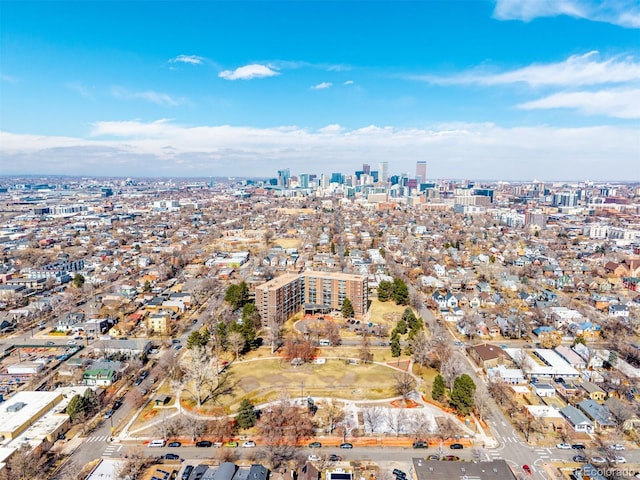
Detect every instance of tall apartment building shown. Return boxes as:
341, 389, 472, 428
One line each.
255, 271, 368, 325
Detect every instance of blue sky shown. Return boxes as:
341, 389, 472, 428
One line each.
1, 0, 639, 181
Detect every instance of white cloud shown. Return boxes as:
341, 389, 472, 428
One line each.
219, 64, 279, 80
493, 0, 640, 28
169, 54, 204, 65
311, 82, 333, 90
67, 82, 95, 98
1, 73, 18, 83
518, 87, 640, 118
420, 51, 640, 87
344, 80, 355, 85
111, 87, 187, 107
1, 120, 637, 180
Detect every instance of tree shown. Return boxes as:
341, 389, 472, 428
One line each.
341, 298, 354, 318
358, 332, 372, 364
395, 318, 408, 335
224, 282, 249, 310
320, 400, 345, 434
394, 372, 416, 403
385, 409, 408, 437
377, 280, 393, 302
432, 374, 446, 402
256, 398, 315, 446
390, 335, 401, 357
283, 336, 316, 363
236, 399, 257, 429
393, 278, 409, 305
362, 406, 384, 434
186, 329, 210, 349
66, 394, 84, 421
142, 280, 152, 292
72, 273, 85, 289
450, 374, 476, 415
181, 345, 214, 407
473, 385, 491, 423
410, 330, 430, 366
227, 331, 245, 359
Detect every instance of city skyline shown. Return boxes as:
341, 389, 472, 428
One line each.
1, 1, 639, 181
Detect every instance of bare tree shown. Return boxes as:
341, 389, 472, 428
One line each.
265, 319, 284, 353
180, 345, 214, 407
410, 411, 433, 440
324, 320, 342, 346
319, 399, 345, 434
180, 415, 208, 441
115, 449, 153, 480
359, 332, 372, 364
440, 357, 463, 390
362, 406, 385, 434
227, 331, 245, 360
394, 372, 416, 403
436, 417, 459, 443
473, 385, 491, 423
256, 397, 315, 446
410, 330, 430, 367
385, 409, 408, 437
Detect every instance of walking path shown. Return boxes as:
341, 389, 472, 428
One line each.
118, 355, 495, 448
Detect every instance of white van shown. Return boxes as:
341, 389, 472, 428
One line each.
148, 439, 166, 448
319, 339, 330, 346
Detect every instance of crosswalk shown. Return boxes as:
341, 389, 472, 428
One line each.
533, 447, 552, 460
103, 444, 123, 457
85, 435, 110, 442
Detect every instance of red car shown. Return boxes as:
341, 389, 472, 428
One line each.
522, 465, 532, 475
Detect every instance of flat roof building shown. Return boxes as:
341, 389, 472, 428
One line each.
255, 271, 367, 325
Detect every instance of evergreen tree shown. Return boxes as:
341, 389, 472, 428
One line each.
390, 336, 401, 357
432, 374, 445, 401
66, 395, 84, 420
236, 399, 257, 429
396, 318, 407, 335
450, 374, 476, 415
377, 280, 392, 302
341, 298, 354, 318
224, 282, 249, 310
187, 330, 210, 349
392, 278, 409, 305
72, 273, 85, 289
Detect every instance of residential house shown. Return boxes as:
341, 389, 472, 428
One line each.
525, 405, 565, 432
580, 382, 606, 402
487, 365, 526, 385
469, 344, 509, 369
147, 312, 173, 335
533, 326, 562, 347
568, 321, 601, 340
560, 405, 594, 433
554, 345, 587, 370
608, 304, 629, 318
83, 368, 118, 387
57, 312, 85, 332
532, 382, 556, 398
431, 290, 458, 311
604, 397, 640, 432
577, 399, 616, 431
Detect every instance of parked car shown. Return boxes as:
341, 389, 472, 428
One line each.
572, 455, 587, 463
328, 454, 342, 461
112, 400, 123, 410
339, 443, 353, 449
46, 341, 55, 346
168, 441, 181, 447
428, 455, 440, 460
225, 441, 238, 448
571, 443, 586, 450
242, 440, 256, 448
610, 444, 625, 451
393, 469, 406, 478
443, 455, 460, 461
308, 455, 321, 461
450, 443, 464, 449
556, 443, 571, 449
308, 441, 322, 448
612, 456, 626, 464
164, 453, 180, 460
104, 409, 114, 419
181, 465, 194, 480
66, 340, 77, 345
412, 441, 428, 449
195, 440, 212, 447
522, 465, 532, 475
591, 456, 606, 465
